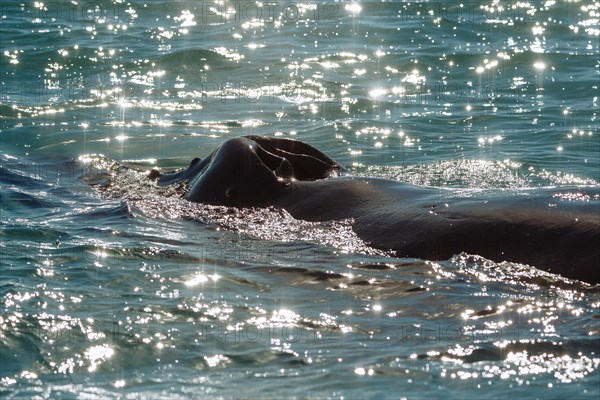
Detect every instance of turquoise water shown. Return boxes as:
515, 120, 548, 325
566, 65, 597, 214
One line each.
1, 1, 599, 398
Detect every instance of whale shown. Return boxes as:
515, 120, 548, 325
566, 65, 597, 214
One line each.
151, 135, 600, 284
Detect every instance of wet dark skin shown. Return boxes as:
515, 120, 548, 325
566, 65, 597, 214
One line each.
153, 136, 600, 284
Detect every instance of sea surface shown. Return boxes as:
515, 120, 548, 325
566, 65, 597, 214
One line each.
1, 1, 599, 398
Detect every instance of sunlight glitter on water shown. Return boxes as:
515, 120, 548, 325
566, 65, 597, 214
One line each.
184, 273, 220, 287
84, 344, 114, 372
1, 0, 599, 398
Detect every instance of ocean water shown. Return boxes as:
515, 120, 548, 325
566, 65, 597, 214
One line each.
1, 0, 599, 398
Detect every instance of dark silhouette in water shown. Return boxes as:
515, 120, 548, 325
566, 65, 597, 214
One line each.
152, 136, 600, 284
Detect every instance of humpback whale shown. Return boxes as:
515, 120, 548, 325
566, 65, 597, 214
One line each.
152, 135, 600, 284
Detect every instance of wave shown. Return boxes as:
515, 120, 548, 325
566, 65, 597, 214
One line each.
154, 49, 231, 73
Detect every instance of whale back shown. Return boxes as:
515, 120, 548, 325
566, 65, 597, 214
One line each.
150, 136, 600, 283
